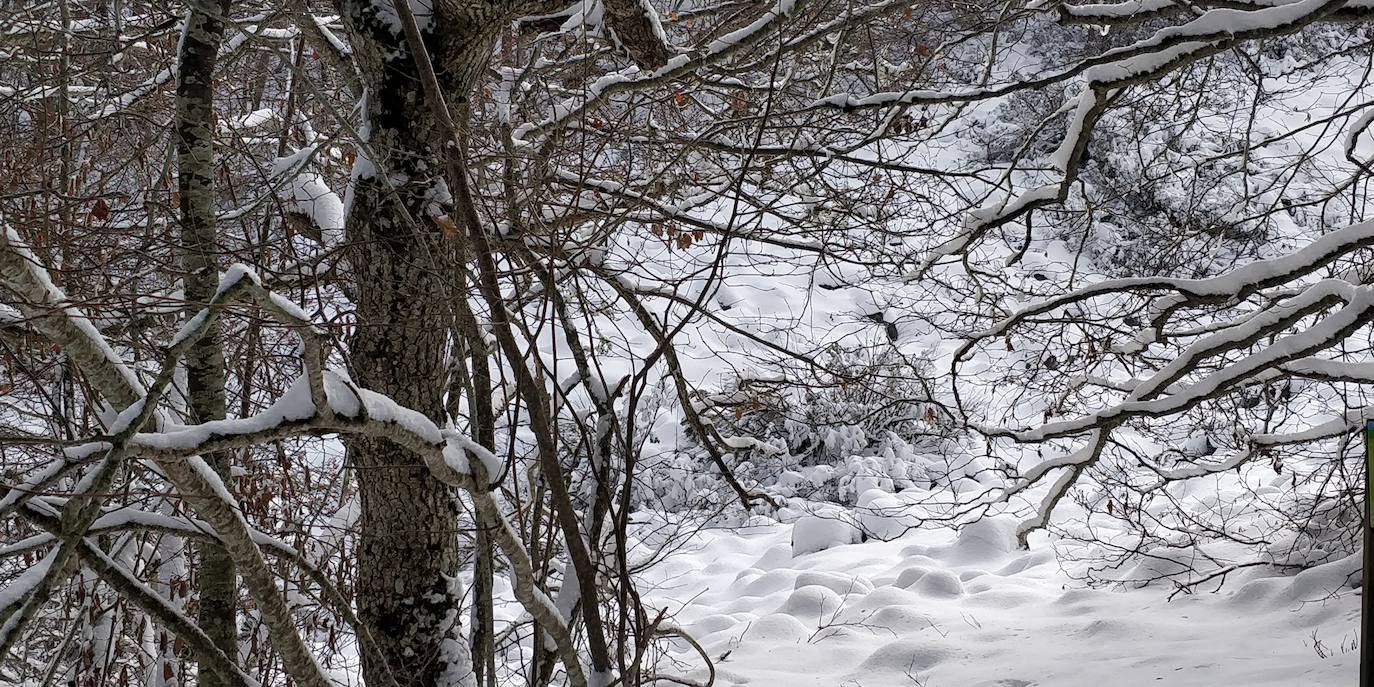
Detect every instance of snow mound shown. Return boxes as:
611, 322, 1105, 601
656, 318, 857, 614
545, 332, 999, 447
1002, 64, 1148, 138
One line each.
793, 570, 873, 596
791, 513, 862, 555
775, 585, 845, 618
937, 517, 1018, 564
746, 613, 811, 642
855, 639, 950, 672
909, 569, 965, 597
1285, 553, 1360, 601
856, 489, 924, 539
893, 566, 931, 589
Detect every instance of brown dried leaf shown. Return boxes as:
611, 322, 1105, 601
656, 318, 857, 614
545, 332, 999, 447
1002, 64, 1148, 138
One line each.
434, 213, 460, 237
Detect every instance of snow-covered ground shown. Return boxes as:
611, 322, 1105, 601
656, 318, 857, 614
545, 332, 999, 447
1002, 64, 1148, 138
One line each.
638, 515, 1358, 687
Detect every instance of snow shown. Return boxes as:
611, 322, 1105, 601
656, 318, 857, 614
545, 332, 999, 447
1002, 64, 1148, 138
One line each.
441, 430, 503, 479
1001, 281, 1374, 442
214, 263, 262, 300
812, 0, 1339, 113
1060, 0, 1177, 19
0, 546, 59, 625
705, 0, 797, 54
367, 0, 435, 35
230, 108, 281, 133
109, 397, 148, 435
269, 146, 320, 178
979, 213, 1374, 339
558, 0, 607, 38
268, 146, 345, 242
0, 458, 72, 514
638, 514, 1357, 686
352, 385, 442, 444
186, 455, 240, 508
1, 224, 147, 398
790, 511, 862, 555
113, 359, 506, 482
267, 291, 314, 326
310, 15, 351, 56
169, 309, 209, 348
129, 371, 326, 452
1344, 103, 1374, 158
636, 0, 667, 46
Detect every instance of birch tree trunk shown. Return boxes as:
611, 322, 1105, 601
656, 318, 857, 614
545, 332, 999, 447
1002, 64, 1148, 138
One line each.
174, 1, 236, 683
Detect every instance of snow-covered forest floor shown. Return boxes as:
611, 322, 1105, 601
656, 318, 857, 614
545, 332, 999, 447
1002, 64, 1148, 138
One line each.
541, 22, 1374, 684
631, 517, 1358, 687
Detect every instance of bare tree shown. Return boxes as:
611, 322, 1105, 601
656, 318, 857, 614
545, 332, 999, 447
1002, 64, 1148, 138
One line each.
6, 1, 1371, 686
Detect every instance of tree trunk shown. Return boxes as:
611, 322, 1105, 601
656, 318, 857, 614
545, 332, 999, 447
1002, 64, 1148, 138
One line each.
174, 2, 236, 684
340, 4, 502, 685
346, 218, 466, 684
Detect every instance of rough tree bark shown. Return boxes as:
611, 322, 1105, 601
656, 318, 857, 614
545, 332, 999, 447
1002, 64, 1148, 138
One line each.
603, 0, 670, 69
337, 1, 672, 684
174, 1, 236, 683
339, 3, 505, 685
